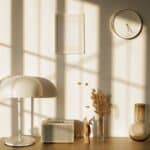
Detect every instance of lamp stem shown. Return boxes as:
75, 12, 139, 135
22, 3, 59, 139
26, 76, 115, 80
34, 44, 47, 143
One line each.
18, 98, 22, 142
31, 97, 34, 136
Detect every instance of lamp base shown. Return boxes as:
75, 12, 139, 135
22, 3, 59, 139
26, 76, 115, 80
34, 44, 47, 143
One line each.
5, 135, 35, 147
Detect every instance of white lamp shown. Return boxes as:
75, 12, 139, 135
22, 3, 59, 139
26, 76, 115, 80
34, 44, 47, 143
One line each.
0, 76, 57, 147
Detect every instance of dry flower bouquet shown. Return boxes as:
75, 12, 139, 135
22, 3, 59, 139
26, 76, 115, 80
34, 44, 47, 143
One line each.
91, 89, 111, 140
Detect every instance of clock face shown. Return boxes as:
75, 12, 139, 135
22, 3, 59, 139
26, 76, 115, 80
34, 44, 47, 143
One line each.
111, 9, 143, 39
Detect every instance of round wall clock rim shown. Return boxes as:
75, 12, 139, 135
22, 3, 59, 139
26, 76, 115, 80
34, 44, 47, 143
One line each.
111, 9, 143, 40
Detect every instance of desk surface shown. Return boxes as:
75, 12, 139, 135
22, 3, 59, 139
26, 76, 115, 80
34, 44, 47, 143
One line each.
0, 138, 149, 150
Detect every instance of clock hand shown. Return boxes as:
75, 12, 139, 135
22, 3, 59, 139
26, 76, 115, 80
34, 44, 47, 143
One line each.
126, 23, 133, 34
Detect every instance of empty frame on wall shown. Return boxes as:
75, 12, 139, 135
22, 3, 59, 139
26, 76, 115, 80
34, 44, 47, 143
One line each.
56, 14, 85, 54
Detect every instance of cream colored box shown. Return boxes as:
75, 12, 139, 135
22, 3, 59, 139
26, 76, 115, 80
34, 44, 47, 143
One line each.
41, 119, 74, 143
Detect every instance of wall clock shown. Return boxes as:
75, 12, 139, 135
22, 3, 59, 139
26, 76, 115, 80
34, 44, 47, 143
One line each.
110, 9, 143, 40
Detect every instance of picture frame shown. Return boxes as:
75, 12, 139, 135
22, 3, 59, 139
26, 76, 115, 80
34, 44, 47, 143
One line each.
56, 14, 85, 54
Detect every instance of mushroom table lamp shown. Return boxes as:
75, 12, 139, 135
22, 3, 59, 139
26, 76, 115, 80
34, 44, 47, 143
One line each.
0, 76, 57, 147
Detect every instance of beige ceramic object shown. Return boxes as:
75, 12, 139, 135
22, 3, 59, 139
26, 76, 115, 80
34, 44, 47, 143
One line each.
129, 103, 150, 141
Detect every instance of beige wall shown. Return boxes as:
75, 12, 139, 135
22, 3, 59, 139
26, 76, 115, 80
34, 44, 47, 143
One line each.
0, 0, 150, 137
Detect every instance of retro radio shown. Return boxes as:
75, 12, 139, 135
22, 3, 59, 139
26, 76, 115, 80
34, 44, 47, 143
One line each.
41, 119, 74, 143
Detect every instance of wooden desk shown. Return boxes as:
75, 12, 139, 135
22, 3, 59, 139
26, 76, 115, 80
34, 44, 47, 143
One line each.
0, 138, 149, 150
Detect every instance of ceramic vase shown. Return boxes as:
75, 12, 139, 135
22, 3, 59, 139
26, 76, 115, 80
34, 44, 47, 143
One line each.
129, 103, 150, 141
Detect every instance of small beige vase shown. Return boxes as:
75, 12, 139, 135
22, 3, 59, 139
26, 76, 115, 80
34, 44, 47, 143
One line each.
129, 103, 150, 141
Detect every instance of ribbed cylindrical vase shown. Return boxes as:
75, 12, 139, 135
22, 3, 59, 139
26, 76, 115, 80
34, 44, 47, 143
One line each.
99, 116, 105, 141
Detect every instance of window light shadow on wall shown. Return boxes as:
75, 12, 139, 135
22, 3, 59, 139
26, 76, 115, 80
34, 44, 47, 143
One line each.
0, 0, 149, 139
62, 1, 101, 122
111, 16, 147, 136
80, 0, 149, 137
0, 0, 24, 137
22, 0, 104, 138
20, 0, 150, 139
23, 0, 58, 136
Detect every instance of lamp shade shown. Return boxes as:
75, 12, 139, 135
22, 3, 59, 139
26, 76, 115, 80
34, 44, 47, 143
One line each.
0, 76, 57, 98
